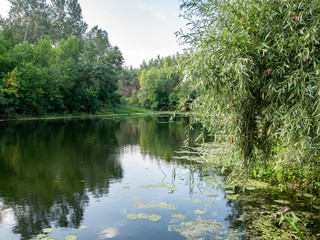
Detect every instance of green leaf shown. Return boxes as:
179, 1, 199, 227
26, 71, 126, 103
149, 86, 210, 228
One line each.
127, 214, 138, 220
303, 193, 313, 198
171, 214, 186, 220
148, 214, 161, 221
42, 228, 53, 233
194, 209, 207, 214
137, 213, 149, 219
274, 200, 290, 204
64, 234, 78, 240
226, 194, 239, 200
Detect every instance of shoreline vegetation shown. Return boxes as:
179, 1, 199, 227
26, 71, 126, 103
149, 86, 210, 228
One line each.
0, 106, 152, 121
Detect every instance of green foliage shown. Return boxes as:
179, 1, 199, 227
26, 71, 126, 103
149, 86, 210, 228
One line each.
179, 0, 320, 189
0, 1, 123, 117
123, 54, 184, 111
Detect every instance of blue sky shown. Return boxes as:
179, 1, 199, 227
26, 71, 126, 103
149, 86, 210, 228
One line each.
0, 0, 187, 67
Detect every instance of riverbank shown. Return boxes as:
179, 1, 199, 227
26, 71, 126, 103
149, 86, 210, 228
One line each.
0, 106, 158, 121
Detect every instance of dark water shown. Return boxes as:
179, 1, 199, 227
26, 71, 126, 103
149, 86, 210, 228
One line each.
0, 115, 243, 240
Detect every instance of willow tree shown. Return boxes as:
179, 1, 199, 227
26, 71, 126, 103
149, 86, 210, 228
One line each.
179, 0, 320, 184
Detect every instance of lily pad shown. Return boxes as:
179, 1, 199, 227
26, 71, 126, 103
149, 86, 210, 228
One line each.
77, 226, 87, 230
42, 228, 53, 233
192, 199, 203, 203
127, 214, 138, 220
148, 214, 161, 221
171, 214, 186, 220
122, 186, 130, 189
135, 203, 154, 208
156, 202, 177, 209
139, 182, 177, 191
194, 209, 207, 214
65, 234, 78, 240
137, 213, 149, 219
226, 194, 239, 200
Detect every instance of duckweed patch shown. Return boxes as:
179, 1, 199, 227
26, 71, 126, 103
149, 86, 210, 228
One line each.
168, 217, 242, 240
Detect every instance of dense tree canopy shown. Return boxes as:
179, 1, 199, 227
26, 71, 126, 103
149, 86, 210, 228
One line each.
121, 55, 185, 111
0, 0, 123, 116
179, 0, 320, 187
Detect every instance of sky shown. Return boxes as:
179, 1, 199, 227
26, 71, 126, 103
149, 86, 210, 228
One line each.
0, 0, 187, 68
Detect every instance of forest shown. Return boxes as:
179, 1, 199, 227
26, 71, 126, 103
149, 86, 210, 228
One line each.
0, 0, 183, 117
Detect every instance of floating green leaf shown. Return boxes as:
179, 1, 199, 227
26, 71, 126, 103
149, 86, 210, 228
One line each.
65, 234, 78, 240
225, 190, 235, 194
171, 214, 186, 220
78, 226, 87, 230
192, 199, 203, 203
194, 209, 207, 214
156, 202, 177, 209
42, 228, 53, 234
139, 182, 177, 191
148, 214, 161, 221
135, 203, 154, 208
137, 213, 149, 219
226, 194, 239, 200
122, 186, 130, 189
127, 214, 138, 220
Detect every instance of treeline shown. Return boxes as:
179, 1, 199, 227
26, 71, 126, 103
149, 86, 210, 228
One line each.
120, 55, 185, 111
0, 0, 185, 117
0, 0, 123, 116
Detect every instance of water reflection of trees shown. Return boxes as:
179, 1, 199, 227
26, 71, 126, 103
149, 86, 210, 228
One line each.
0, 115, 198, 239
0, 119, 123, 239
116, 114, 200, 163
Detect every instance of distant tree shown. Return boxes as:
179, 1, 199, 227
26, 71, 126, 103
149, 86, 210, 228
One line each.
6, 0, 51, 42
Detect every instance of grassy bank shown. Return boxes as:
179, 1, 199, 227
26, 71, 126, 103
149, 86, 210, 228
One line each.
0, 106, 152, 121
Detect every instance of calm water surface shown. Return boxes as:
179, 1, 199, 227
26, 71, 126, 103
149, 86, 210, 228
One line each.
0, 115, 243, 240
